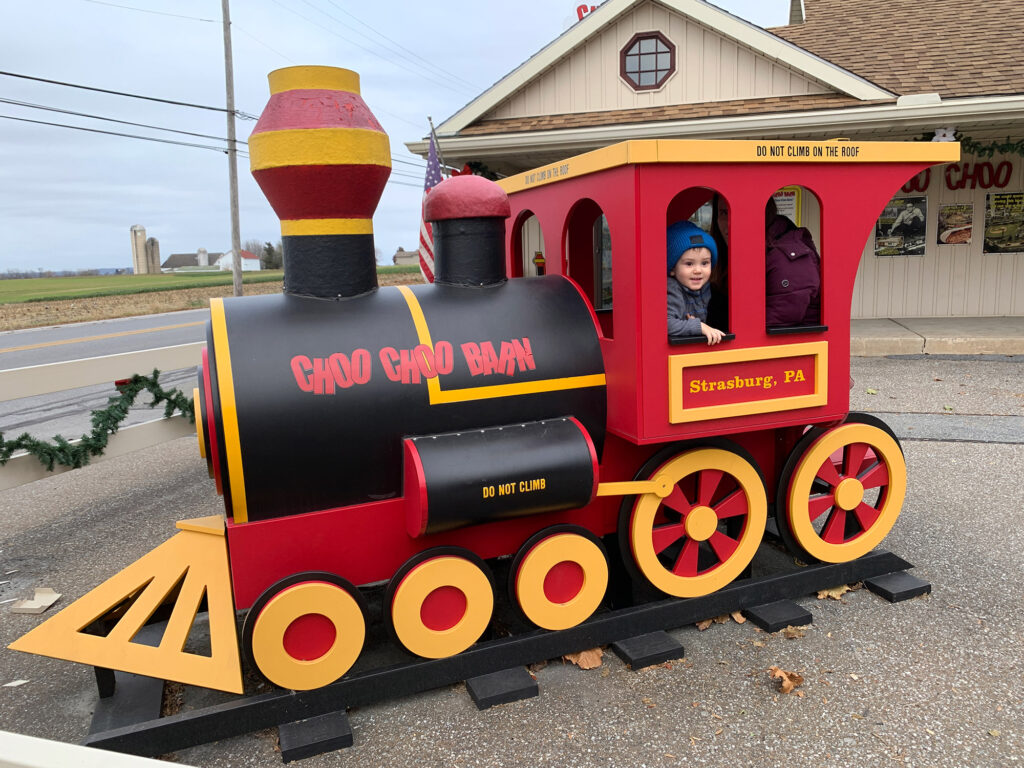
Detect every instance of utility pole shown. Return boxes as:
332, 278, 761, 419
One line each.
221, 0, 243, 297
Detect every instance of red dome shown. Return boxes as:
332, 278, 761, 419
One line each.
424, 175, 510, 222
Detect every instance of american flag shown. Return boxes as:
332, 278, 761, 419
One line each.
418, 133, 443, 283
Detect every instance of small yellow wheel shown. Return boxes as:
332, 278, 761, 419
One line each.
780, 415, 906, 563
248, 577, 365, 691
512, 528, 608, 630
388, 550, 493, 659
625, 446, 767, 598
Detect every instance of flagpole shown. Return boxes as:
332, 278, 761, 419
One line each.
428, 116, 447, 177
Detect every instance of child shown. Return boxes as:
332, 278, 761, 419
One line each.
666, 221, 725, 345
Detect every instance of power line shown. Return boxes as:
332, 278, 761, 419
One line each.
270, 0, 477, 98
0, 70, 258, 120
0, 113, 237, 154
80, 0, 219, 22
317, 0, 483, 93
0, 97, 245, 144
234, 24, 296, 64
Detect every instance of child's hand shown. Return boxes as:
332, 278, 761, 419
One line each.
700, 322, 724, 345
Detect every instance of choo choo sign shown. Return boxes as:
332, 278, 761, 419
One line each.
668, 342, 828, 423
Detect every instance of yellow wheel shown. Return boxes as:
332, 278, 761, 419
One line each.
388, 550, 493, 659
780, 415, 906, 563
625, 446, 767, 598
246, 575, 365, 691
512, 527, 608, 630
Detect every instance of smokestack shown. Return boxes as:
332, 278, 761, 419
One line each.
249, 67, 391, 299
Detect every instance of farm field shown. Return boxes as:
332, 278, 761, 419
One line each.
0, 267, 423, 331
0, 271, 285, 304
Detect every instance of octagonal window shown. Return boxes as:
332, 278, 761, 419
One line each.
620, 31, 675, 91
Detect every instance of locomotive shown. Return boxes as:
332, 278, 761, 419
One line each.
11, 66, 959, 698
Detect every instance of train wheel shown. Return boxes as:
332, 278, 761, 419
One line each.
510, 526, 608, 631
243, 572, 366, 691
387, 548, 494, 659
777, 413, 906, 563
624, 444, 767, 598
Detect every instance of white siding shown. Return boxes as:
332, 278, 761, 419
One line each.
851, 151, 1024, 318
485, 0, 829, 120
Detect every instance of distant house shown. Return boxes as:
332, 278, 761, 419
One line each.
215, 250, 262, 271
392, 247, 418, 266
161, 249, 261, 272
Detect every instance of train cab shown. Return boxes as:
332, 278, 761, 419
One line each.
500, 139, 957, 448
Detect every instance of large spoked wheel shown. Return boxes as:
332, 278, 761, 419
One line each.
242, 572, 366, 691
776, 413, 906, 563
387, 548, 494, 659
510, 525, 609, 631
621, 442, 767, 598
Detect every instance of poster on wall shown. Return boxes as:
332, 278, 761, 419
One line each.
772, 187, 801, 226
874, 196, 927, 256
984, 193, 1024, 253
937, 204, 973, 245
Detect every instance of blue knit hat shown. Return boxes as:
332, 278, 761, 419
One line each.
667, 220, 718, 273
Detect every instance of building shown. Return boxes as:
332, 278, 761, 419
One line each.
161, 249, 261, 272
215, 250, 262, 271
392, 247, 419, 266
408, 0, 1024, 319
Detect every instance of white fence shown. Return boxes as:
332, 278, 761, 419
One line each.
0, 343, 203, 491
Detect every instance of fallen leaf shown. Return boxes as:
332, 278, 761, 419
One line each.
563, 648, 603, 669
817, 584, 852, 600
850, 673, 860, 680
752, 640, 766, 647
10, 587, 62, 615
715, 728, 723, 735
691, 701, 700, 707
664, 754, 675, 758
934, 377, 943, 381
782, 625, 806, 639
943, 405, 954, 412
767, 666, 804, 694
989, 730, 1001, 737
641, 697, 656, 708
731, 611, 746, 624
3, 680, 29, 688
865, 388, 878, 395
713, 614, 729, 624
711, 713, 723, 720
851, 713, 864, 720
696, 618, 714, 631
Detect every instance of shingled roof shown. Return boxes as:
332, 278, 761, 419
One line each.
769, 0, 1024, 99
459, 93, 876, 136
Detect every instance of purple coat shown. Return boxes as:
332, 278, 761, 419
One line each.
765, 215, 821, 327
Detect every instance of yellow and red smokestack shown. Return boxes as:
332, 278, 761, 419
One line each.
249, 66, 391, 298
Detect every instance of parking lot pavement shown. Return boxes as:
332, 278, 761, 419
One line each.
1, 356, 1022, 767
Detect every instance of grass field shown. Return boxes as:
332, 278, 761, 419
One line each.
0, 266, 420, 304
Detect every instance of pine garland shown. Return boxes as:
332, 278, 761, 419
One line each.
0, 370, 194, 472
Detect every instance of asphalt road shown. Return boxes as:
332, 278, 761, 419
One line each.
1, 355, 1022, 767
0, 311, 207, 441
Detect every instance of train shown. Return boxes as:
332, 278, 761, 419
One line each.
11, 67, 959, 696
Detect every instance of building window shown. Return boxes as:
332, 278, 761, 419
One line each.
620, 32, 675, 91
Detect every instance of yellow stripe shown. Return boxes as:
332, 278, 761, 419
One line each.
396, 286, 606, 404
209, 299, 248, 522
249, 128, 391, 171
192, 387, 206, 459
281, 218, 373, 236
0, 320, 205, 355
268, 66, 360, 95
496, 139, 961, 194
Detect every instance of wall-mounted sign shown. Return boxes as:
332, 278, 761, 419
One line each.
875, 196, 927, 257
937, 204, 973, 246
984, 193, 1024, 254
772, 187, 802, 226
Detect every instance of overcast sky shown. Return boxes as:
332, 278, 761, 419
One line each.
1, 0, 789, 273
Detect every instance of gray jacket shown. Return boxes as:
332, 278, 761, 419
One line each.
667, 278, 710, 337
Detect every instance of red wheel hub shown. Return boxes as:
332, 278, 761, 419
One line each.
282, 613, 337, 661
542, 560, 585, 604
420, 585, 467, 631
